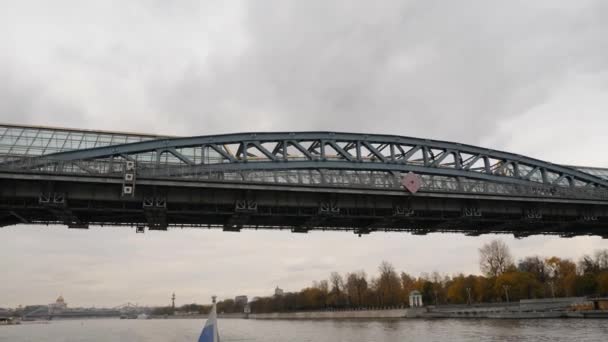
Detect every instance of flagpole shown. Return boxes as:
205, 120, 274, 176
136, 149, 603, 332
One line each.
211, 296, 218, 342
198, 295, 220, 342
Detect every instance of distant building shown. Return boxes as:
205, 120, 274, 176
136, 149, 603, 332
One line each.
274, 286, 284, 297
250, 297, 260, 303
234, 295, 248, 306
409, 291, 423, 307
49, 295, 68, 314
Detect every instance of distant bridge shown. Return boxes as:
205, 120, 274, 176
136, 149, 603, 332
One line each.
1, 123, 607, 238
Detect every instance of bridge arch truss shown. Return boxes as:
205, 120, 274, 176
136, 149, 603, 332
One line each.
4, 131, 607, 200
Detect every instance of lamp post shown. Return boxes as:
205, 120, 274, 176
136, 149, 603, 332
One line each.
502, 285, 511, 303
549, 281, 556, 298
466, 287, 472, 306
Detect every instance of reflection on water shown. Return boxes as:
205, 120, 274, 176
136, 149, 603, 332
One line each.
1, 318, 607, 342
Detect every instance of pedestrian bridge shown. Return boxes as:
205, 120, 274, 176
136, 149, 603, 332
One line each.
0, 123, 607, 238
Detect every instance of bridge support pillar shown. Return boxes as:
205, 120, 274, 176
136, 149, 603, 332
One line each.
290, 228, 308, 233
318, 201, 340, 215
143, 197, 167, 230
354, 228, 373, 237
393, 205, 414, 217
293, 201, 341, 233
524, 208, 542, 220
224, 200, 258, 232
39, 192, 88, 229
462, 207, 482, 217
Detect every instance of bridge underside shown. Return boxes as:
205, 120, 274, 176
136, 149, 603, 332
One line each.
1, 175, 607, 238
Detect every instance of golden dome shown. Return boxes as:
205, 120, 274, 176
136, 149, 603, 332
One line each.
56, 295, 65, 303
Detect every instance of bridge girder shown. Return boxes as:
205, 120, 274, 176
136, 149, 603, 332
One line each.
1, 178, 607, 237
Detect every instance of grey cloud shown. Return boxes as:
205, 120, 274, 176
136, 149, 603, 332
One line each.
0, 70, 83, 126
151, 1, 608, 144
284, 257, 337, 273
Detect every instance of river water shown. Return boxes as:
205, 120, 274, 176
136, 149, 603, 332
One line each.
1, 318, 607, 342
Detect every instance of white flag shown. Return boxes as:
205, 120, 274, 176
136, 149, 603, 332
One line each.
198, 303, 220, 342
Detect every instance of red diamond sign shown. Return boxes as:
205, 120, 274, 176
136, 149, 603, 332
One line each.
401, 172, 422, 193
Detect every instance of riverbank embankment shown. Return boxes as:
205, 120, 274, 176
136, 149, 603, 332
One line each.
247, 297, 608, 320
250, 308, 405, 320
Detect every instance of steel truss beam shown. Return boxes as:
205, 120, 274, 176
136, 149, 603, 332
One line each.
8, 132, 608, 190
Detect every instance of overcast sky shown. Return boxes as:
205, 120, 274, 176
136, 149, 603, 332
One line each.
1, 0, 608, 308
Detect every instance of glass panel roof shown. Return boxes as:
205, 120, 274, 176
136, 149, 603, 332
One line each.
0, 124, 168, 158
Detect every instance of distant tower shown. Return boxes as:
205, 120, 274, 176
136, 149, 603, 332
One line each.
171, 293, 176, 310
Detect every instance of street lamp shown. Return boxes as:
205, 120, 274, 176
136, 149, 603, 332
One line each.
502, 285, 511, 303
549, 281, 556, 298
466, 287, 472, 306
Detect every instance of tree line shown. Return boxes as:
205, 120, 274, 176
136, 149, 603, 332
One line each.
249, 240, 608, 313
151, 299, 247, 315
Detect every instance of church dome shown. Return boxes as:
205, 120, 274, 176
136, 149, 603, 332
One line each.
56, 295, 65, 303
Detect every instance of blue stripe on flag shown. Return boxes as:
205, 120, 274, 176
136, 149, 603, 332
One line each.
198, 303, 219, 342
198, 324, 214, 342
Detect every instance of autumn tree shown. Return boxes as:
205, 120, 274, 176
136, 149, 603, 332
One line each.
345, 271, 368, 307
327, 272, 345, 307
518, 256, 548, 283
574, 250, 608, 296
446, 274, 485, 304
400, 272, 416, 302
426, 271, 448, 305
595, 249, 608, 271
447, 274, 469, 304
574, 273, 598, 296
377, 261, 403, 306
314, 280, 329, 293
473, 276, 494, 303
495, 271, 542, 301
216, 299, 237, 313
369, 277, 381, 306
178, 303, 210, 314
578, 255, 599, 275
597, 271, 608, 296
420, 280, 435, 305
299, 287, 327, 310
345, 273, 357, 306
479, 239, 514, 277
312, 280, 329, 308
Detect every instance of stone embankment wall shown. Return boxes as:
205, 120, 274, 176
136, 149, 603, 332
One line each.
249, 309, 407, 319
150, 313, 247, 319
219, 313, 247, 319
